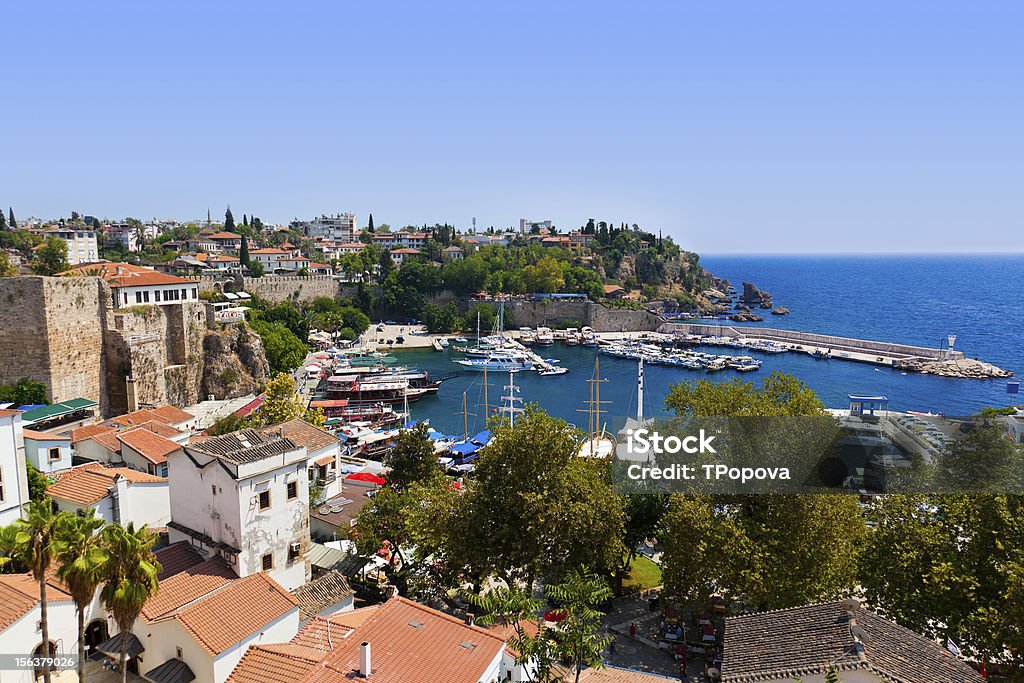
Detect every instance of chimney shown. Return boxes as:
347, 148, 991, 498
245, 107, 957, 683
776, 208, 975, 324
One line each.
464, 612, 475, 627
359, 642, 371, 677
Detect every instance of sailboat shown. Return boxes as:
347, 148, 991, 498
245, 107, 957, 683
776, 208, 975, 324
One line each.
617, 358, 654, 461
577, 357, 614, 459
496, 369, 525, 427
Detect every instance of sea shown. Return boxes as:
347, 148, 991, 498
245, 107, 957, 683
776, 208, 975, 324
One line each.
394, 255, 1024, 435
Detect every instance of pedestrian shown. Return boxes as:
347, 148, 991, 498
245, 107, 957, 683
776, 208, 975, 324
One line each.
629, 622, 637, 639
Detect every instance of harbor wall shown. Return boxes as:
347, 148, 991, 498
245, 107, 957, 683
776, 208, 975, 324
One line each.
505, 299, 662, 332
659, 323, 957, 361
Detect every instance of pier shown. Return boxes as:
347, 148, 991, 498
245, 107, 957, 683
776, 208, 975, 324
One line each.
657, 323, 1012, 379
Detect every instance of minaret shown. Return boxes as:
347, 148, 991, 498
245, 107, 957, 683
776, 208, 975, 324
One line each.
207, 208, 211, 227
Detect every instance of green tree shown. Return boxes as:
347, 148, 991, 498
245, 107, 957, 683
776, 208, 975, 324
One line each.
367, 213, 374, 232
54, 510, 108, 683
224, 207, 235, 232
424, 407, 625, 588
383, 422, 440, 489
665, 370, 828, 417
31, 237, 70, 276
378, 248, 395, 281
250, 320, 307, 374
0, 209, 7, 230
99, 523, 161, 683
0, 251, 14, 277
0, 378, 49, 406
26, 463, 48, 500
239, 233, 250, 267
546, 570, 614, 683
0, 524, 24, 572
256, 373, 304, 426
15, 499, 61, 683
248, 261, 265, 277
522, 256, 565, 293
8, 208, 16, 229
860, 494, 1024, 665
466, 587, 559, 682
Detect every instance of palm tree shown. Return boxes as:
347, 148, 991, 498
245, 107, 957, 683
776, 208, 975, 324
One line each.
99, 523, 161, 683
54, 510, 107, 683
15, 499, 61, 683
0, 523, 22, 572
545, 570, 614, 683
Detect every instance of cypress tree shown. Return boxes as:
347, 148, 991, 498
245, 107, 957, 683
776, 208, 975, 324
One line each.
0, 209, 6, 230
243, 213, 248, 227
224, 207, 235, 232
8, 208, 16, 229
239, 234, 250, 267
368, 213, 374, 232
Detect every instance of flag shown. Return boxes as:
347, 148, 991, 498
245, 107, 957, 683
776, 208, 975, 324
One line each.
981, 657, 987, 679
946, 638, 962, 657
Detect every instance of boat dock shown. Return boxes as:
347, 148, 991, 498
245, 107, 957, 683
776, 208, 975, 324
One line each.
657, 323, 1012, 379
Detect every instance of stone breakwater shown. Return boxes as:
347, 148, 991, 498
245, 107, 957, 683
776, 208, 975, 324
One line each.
894, 357, 1013, 379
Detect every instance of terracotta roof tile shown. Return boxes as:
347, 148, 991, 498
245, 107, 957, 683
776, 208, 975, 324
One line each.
722, 601, 983, 683
114, 406, 193, 427
0, 409, 22, 418
576, 667, 677, 682
45, 463, 166, 505
207, 231, 243, 240
227, 646, 319, 683
87, 430, 122, 453
60, 262, 195, 288
71, 424, 115, 443
131, 420, 185, 439
176, 573, 299, 655
0, 574, 72, 631
141, 556, 237, 622
116, 427, 182, 464
154, 541, 207, 580
23, 428, 71, 441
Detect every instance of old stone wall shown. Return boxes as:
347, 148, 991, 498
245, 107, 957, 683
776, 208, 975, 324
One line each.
189, 274, 340, 304
503, 299, 661, 332
0, 277, 111, 411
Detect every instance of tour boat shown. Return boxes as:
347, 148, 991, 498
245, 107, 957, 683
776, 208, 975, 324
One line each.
326, 376, 429, 405
535, 327, 555, 346
454, 351, 535, 372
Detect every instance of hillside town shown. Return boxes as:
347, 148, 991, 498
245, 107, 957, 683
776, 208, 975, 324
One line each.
0, 206, 1012, 683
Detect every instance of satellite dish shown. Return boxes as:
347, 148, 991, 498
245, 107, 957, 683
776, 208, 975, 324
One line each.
318, 507, 332, 516
707, 668, 721, 680
841, 598, 861, 611
851, 625, 869, 643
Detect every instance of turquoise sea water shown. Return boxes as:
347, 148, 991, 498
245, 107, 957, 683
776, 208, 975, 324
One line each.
399, 255, 1023, 434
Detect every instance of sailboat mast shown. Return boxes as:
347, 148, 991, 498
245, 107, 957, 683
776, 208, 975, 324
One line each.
637, 357, 644, 421
509, 370, 515, 428
463, 392, 468, 440
483, 366, 489, 423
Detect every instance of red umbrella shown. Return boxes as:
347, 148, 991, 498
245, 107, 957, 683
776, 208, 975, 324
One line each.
347, 472, 387, 486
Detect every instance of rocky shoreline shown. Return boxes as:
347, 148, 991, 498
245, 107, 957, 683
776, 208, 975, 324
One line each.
894, 357, 1014, 379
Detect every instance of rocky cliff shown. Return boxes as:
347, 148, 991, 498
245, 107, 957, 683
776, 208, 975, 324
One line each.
201, 325, 271, 399
741, 281, 772, 307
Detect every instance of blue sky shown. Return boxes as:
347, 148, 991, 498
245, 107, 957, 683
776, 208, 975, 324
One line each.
2, 1, 1021, 252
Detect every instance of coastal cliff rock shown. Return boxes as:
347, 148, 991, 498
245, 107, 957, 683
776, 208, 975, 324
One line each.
894, 357, 1013, 379
741, 281, 772, 306
730, 311, 764, 322
201, 325, 271, 399
771, 307, 790, 315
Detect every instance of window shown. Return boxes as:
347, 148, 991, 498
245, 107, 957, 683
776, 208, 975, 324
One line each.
286, 481, 298, 500
48, 447, 61, 462
176, 647, 183, 660
135, 291, 143, 304
154, 290, 161, 302
258, 490, 271, 511
288, 543, 300, 562
143, 291, 150, 303
211, 485, 217, 496
191, 289, 197, 299
181, 289, 187, 300
261, 553, 273, 570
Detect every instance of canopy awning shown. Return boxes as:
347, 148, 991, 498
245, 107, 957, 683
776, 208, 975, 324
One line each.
346, 472, 386, 486
451, 441, 479, 456
470, 430, 492, 445
97, 632, 145, 659
143, 658, 196, 683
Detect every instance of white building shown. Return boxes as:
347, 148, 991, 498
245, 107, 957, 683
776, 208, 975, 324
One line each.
0, 409, 30, 527
71, 424, 183, 478
105, 222, 159, 251
248, 247, 291, 270
44, 227, 99, 265
296, 214, 356, 242
22, 428, 72, 475
61, 262, 200, 308
519, 218, 553, 234
167, 428, 312, 591
258, 419, 343, 501
45, 462, 171, 527
389, 248, 422, 265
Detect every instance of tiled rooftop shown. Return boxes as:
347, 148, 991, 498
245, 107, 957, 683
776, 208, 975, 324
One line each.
116, 427, 181, 464
46, 462, 166, 505
186, 429, 299, 464
290, 570, 354, 620
259, 419, 339, 454
722, 600, 983, 683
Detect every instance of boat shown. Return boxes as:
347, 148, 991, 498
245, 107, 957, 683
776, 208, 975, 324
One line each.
535, 327, 555, 346
454, 351, 535, 372
332, 366, 446, 393
496, 369, 525, 427
325, 376, 429, 405
537, 365, 568, 376
577, 357, 614, 459
705, 358, 728, 372
580, 327, 599, 347
438, 337, 449, 348
452, 337, 468, 344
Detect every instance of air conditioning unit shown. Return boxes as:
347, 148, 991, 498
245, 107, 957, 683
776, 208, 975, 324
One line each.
290, 542, 301, 552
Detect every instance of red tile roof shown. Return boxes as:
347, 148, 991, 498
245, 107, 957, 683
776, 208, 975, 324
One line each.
45, 462, 166, 505
389, 248, 422, 254
116, 427, 181, 464
0, 409, 22, 418
250, 248, 290, 255
207, 231, 243, 240
154, 541, 207, 580
0, 574, 72, 631
23, 428, 70, 441
111, 406, 192, 428
86, 430, 122, 453
141, 556, 237, 622
60, 262, 195, 288
176, 573, 299, 655
229, 596, 510, 683
259, 419, 339, 455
